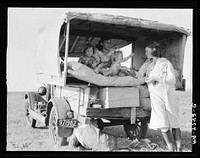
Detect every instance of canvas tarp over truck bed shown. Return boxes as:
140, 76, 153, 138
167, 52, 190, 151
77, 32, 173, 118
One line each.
65, 11, 191, 37
67, 61, 141, 87
36, 11, 190, 86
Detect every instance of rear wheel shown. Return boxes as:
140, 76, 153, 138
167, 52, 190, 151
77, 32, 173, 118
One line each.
49, 106, 68, 146
25, 99, 36, 128
124, 119, 148, 140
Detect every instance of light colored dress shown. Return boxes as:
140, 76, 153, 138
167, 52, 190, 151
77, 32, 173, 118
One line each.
139, 58, 180, 130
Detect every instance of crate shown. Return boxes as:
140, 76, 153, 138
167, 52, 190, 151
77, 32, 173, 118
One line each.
98, 87, 139, 108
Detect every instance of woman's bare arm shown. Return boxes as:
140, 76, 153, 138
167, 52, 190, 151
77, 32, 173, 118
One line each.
118, 53, 135, 63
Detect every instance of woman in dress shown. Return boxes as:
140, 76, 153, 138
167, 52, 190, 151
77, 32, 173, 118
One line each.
137, 42, 182, 152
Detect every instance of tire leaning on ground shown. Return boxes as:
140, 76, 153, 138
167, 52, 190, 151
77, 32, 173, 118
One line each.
123, 119, 148, 140
49, 106, 68, 146
25, 99, 37, 128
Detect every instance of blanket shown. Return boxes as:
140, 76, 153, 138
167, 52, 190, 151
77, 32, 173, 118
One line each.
67, 61, 140, 87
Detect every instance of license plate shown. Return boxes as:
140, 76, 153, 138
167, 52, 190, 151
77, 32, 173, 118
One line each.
57, 118, 78, 128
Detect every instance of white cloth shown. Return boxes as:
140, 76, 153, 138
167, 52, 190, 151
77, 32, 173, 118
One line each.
147, 58, 180, 130
73, 123, 111, 151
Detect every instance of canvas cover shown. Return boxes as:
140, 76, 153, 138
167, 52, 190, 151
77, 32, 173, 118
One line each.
63, 12, 190, 56
36, 19, 64, 76
36, 11, 190, 86
65, 12, 191, 36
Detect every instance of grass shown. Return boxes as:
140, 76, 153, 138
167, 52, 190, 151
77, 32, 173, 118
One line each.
6, 91, 192, 152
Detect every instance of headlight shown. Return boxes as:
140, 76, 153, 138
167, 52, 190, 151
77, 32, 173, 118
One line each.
38, 86, 47, 96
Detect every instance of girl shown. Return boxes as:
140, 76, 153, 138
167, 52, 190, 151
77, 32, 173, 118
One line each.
78, 44, 99, 69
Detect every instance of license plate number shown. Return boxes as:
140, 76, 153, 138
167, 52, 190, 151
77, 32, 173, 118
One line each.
57, 119, 78, 128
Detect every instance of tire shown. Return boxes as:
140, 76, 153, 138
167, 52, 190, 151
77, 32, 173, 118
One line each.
49, 106, 68, 146
123, 119, 148, 140
25, 99, 36, 128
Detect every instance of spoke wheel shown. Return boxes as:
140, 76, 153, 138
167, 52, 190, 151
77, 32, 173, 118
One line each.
124, 119, 148, 140
49, 106, 68, 146
25, 99, 36, 128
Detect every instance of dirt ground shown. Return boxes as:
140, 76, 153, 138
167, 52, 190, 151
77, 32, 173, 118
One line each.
6, 90, 192, 152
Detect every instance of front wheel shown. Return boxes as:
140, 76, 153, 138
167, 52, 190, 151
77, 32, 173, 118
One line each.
49, 106, 68, 146
25, 99, 36, 128
123, 119, 148, 140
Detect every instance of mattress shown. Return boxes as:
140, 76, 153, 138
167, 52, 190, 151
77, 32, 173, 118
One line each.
67, 61, 141, 87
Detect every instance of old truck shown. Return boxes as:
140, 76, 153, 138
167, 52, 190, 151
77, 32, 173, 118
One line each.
25, 11, 190, 146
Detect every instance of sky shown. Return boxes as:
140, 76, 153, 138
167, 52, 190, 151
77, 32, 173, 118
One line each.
7, 8, 193, 91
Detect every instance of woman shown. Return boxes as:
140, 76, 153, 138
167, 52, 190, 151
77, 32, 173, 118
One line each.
93, 36, 115, 73
137, 42, 182, 152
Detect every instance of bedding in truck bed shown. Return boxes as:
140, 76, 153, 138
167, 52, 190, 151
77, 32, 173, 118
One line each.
67, 61, 141, 87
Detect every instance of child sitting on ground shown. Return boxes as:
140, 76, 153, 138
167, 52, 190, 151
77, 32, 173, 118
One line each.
97, 50, 135, 77
78, 44, 100, 70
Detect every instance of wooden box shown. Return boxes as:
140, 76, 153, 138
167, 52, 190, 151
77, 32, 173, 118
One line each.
98, 87, 139, 108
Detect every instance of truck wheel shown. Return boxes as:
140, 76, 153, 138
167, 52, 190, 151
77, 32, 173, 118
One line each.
25, 99, 36, 128
123, 119, 148, 140
49, 106, 68, 146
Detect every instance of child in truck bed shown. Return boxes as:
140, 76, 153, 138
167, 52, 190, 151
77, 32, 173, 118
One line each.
78, 44, 100, 70
97, 50, 135, 77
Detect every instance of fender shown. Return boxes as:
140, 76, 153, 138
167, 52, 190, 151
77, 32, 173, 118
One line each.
25, 92, 46, 109
48, 98, 73, 137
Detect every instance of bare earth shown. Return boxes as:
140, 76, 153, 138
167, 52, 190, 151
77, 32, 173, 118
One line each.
6, 90, 192, 152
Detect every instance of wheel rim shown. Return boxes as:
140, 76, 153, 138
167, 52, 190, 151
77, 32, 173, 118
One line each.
25, 101, 32, 125
49, 107, 60, 145
124, 119, 143, 140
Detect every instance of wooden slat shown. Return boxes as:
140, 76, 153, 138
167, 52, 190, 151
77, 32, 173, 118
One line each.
130, 107, 136, 124
69, 36, 80, 53
59, 36, 66, 52
86, 107, 151, 119
70, 29, 136, 41
63, 21, 70, 87
86, 107, 131, 118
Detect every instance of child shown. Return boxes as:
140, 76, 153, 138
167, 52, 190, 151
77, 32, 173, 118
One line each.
100, 50, 135, 77
78, 44, 99, 69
